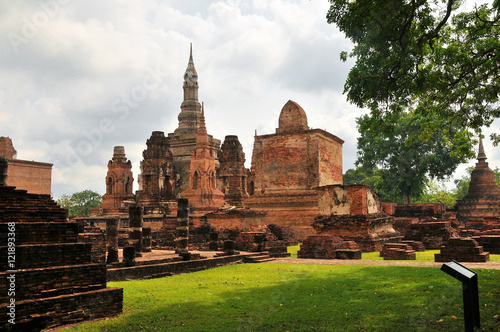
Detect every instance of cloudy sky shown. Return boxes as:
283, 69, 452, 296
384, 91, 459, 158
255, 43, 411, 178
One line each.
1, 0, 498, 199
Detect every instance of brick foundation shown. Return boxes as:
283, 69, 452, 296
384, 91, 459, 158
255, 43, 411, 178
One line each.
435, 237, 490, 262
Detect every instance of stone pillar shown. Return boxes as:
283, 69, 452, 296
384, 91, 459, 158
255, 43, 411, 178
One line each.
142, 227, 152, 252
223, 240, 235, 255
106, 217, 119, 264
209, 232, 219, 251
0, 157, 7, 186
252, 234, 264, 252
175, 198, 189, 255
128, 206, 143, 257
123, 246, 136, 266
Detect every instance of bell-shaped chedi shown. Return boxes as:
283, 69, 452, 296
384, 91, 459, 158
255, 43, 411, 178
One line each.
219, 135, 249, 207
276, 100, 309, 134
456, 138, 500, 223
136, 131, 176, 214
97, 146, 134, 214
180, 105, 225, 213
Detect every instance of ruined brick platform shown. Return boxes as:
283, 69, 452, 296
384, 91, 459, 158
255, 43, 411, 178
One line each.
404, 221, 458, 249
380, 243, 416, 260
401, 240, 425, 252
312, 214, 401, 252
0, 186, 122, 331
473, 229, 500, 254
297, 235, 361, 259
435, 237, 490, 262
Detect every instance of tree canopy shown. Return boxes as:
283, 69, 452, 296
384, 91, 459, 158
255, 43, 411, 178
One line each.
327, 0, 500, 147
355, 111, 471, 203
57, 190, 102, 216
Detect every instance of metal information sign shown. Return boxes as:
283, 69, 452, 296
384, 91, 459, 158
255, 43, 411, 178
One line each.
441, 260, 480, 331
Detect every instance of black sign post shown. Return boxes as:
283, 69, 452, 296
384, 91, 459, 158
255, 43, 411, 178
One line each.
440, 260, 480, 331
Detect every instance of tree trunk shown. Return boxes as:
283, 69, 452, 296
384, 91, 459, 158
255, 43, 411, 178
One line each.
403, 192, 410, 205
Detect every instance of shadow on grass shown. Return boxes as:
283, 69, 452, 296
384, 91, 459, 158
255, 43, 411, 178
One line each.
64, 265, 500, 332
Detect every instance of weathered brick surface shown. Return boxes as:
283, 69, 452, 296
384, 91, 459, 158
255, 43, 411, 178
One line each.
0, 243, 91, 270
404, 221, 458, 249
78, 233, 106, 264
1, 287, 123, 331
401, 240, 425, 251
298, 235, 361, 259
435, 237, 490, 262
0, 222, 77, 244
0, 185, 122, 331
0, 264, 106, 302
394, 203, 446, 219
380, 243, 416, 260
4, 159, 52, 195
0, 187, 68, 222
312, 214, 401, 252
473, 234, 500, 254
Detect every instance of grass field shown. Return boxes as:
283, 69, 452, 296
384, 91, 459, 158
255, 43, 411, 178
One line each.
61, 262, 500, 331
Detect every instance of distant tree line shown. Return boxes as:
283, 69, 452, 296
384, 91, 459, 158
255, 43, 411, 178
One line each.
56, 190, 102, 216
344, 166, 500, 208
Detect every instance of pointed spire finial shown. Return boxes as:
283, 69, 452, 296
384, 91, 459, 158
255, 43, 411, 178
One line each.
478, 137, 487, 162
184, 43, 198, 82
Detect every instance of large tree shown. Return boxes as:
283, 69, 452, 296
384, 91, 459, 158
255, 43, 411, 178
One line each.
327, 0, 500, 148
57, 190, 102, 216
355, 111, 471, 203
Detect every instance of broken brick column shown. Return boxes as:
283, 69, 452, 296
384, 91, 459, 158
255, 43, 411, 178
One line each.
106, 217, 119, 263
128, 206, 143, 257
142, 227, 152, 252
0, 157, 7, 186
175, 198, 189, 255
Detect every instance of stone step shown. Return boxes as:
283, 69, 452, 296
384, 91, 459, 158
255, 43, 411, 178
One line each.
243, 252, 274, 263
0, 264, 107, 302
0, 243, 92, 271
0, 222, 78, 245
0, 287, 123, 331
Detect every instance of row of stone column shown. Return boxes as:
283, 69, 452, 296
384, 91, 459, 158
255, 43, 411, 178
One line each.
105, 200, 190, 265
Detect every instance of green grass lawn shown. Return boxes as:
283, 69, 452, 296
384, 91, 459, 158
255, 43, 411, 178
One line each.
62, 263, 500, 332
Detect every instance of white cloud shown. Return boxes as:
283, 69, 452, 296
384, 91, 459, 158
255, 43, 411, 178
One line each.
0, 0, 496, 199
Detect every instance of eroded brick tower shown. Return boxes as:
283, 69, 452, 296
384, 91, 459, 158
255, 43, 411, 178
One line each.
219, 135, 248, 207
456, 138, 500, 223
180, 106, 225, 213
168, 45, 221, 194
137, 131, 176, 214
98, 146, 134, 214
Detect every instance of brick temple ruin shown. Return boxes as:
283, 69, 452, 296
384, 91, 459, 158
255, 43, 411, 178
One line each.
0, 136, 52, 195
77, 46, 405, 257
74, 46, 500, 262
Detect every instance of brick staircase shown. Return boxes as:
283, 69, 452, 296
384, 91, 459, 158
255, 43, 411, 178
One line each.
243, 252, 275, 263
0, 186, 123, 331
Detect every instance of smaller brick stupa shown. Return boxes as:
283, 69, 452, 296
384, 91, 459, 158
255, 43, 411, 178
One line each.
96, 146, 134, 215
180, 104, 225, 213
456, 138, 500, 226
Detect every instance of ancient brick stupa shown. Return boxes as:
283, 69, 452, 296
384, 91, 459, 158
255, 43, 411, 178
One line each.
136, 131, 176, 215
96, 146, 134, 215
180, 105, 225, 213
219, 135, 249, 207
456, 138, 500, 226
